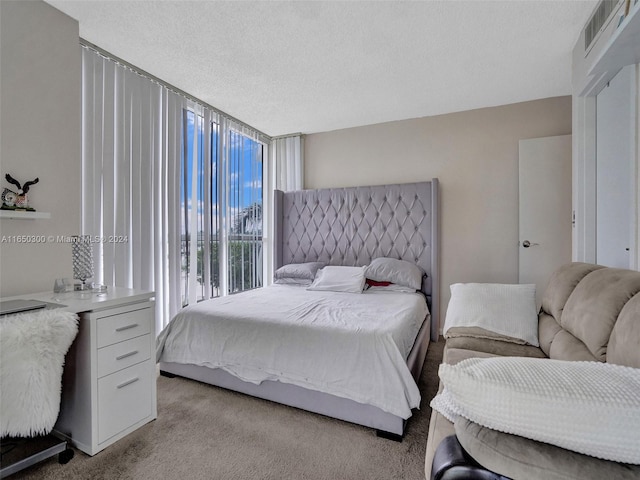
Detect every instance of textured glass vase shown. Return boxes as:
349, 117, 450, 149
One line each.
71, 235, 93, 289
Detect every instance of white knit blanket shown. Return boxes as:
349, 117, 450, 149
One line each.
431, 357, 640, 464
1, 309, 78, 437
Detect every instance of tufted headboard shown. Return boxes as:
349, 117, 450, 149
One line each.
274, 180, 439, 341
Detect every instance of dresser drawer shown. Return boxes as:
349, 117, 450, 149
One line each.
97, 361, 153, 444
97, 335, 151, 378
97, 307, 152, 348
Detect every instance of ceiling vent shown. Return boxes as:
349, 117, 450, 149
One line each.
584, 0, 621, 54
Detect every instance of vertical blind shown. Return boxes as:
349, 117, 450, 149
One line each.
273, 135, 304, 192
81, 46, 184, 332
181, 107, 217, 305
81, 45, 268, 331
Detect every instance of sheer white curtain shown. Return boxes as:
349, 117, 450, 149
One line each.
263, 134, 303, 285
81, 47, 183, 332
181, 104, 217, 306
273, 135, 304, 191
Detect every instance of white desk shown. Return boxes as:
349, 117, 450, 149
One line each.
2, 287, 154, 315
3, 288, 157, 456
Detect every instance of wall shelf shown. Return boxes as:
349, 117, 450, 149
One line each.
0, 211, 51, 220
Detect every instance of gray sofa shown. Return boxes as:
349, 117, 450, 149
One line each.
425, 262, 640, 480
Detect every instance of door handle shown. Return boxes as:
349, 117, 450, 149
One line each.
522, 240, 540, 248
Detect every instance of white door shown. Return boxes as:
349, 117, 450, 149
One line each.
596, 65, 634, 268
519, 135, 572, 308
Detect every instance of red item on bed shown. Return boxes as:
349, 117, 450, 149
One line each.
366, 279, 393, 287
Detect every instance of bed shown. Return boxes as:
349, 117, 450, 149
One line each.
158, 180, 439, 437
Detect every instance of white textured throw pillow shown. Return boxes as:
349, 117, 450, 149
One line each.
444, 283, 539, 346
307, 266, 366, 293
430, 357, 640, 464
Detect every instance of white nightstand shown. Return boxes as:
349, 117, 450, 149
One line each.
4, 288, 157, 456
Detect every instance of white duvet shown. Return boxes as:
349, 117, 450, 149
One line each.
156, 285, 428, 418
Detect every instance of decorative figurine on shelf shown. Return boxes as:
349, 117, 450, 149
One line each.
1, 174, 39, 211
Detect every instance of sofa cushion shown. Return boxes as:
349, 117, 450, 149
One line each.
608, 292, 640, 368
425, 408, 457, 480
425, 344, 495, 480
561, 268, 640, 361
538, 313, 563, 357
455, 418, 640, 480
548, 330, 598, 362
443, 346, 499, 365
431, 357, 640, 464
426, 345, 497, 478
540, 262, 604, 321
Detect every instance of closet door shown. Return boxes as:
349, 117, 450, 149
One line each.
596, 65, 635, 268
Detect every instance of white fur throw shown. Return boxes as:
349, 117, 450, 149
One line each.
1, 309, 78, 437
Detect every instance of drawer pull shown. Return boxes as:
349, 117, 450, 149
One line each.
116, 377, 140, 389
115, 323, 139, 332
116, 350, 139, 361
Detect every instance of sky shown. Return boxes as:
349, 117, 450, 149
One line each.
182, 110, 263, 238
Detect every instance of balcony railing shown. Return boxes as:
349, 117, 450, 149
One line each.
181, 235, 262, 306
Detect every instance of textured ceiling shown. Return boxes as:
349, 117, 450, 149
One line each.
46, 0, 597, 137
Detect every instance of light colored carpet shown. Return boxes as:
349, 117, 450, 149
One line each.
12, 339, 444, 480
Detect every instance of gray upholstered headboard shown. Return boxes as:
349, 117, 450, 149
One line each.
274, 180, 439, 341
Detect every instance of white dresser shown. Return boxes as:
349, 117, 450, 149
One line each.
5, 288, 157, 456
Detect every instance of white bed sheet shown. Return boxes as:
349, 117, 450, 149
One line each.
156, 285, 428, 419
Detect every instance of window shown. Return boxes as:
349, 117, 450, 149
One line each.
81, 45, 271, 331
228, 129, 263, 293
181, 111, 263, 307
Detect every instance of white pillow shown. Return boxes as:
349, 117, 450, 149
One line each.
364, 257, 423, 290
430, 357, 640, 464
307, 266, 366, 293
274, 262, 325, 285
444, 283, 539, 346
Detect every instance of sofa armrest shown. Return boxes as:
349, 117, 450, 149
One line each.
431, 435, 510, 480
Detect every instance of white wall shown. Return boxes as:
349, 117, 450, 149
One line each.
572, 2, 640, 270
304, 97, 572, 331
0, 0, 81, 296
